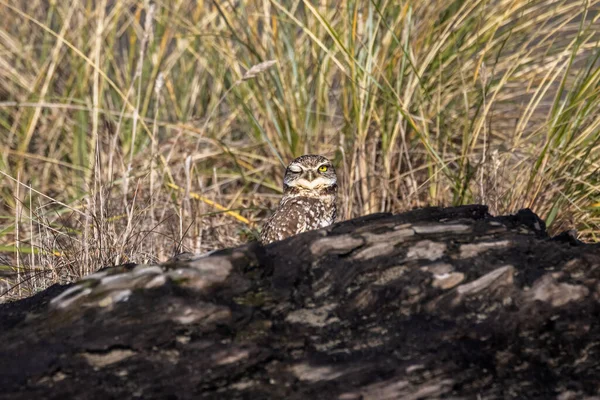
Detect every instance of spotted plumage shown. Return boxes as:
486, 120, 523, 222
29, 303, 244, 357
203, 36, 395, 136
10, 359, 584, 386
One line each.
260, 155, 337, 244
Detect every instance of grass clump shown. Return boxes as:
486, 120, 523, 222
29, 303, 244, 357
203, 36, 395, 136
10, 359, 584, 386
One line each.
1, 0, 599, 299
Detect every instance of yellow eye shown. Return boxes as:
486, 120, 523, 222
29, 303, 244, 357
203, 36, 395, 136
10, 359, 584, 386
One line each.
318, 165, 328, 173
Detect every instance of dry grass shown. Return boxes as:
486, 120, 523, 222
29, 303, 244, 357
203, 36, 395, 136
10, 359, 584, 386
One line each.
1, 0, 599, 300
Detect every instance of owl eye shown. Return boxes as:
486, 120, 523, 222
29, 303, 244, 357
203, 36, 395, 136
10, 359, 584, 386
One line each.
288, 165, 302, 173
318, 165, 328, 173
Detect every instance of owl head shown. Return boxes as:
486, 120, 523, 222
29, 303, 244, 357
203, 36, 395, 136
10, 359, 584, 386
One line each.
283, 154, 337, 194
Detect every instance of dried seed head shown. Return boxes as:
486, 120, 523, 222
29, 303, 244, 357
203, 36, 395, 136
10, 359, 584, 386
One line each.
479, 61, 489, 86
155, 72, 164, 95
144, 3, 156, 39
242, 60, 277, 81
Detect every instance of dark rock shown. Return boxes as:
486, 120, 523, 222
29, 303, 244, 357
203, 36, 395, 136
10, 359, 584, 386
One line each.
1, 205, 599, 399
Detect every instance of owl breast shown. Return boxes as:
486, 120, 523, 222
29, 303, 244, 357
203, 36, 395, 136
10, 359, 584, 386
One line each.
260, 195, 336, 244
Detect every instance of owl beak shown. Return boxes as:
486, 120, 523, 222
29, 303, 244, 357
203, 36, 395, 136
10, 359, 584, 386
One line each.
306, 170, 315, 181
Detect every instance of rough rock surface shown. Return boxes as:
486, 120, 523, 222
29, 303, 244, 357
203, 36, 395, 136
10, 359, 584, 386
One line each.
1, 205, 600, 399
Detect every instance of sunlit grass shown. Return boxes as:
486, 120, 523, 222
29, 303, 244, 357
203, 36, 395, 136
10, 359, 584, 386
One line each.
1, 0, 599, 299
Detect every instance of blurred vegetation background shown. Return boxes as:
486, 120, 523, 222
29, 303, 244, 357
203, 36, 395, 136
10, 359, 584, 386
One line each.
1, 0, 599, 298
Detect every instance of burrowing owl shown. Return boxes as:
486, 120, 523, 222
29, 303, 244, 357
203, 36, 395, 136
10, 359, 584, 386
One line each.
260, 155, 337, 244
